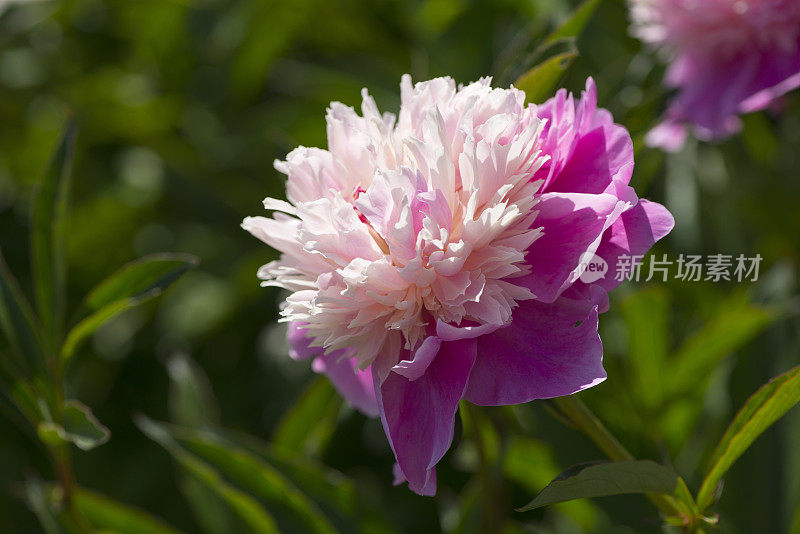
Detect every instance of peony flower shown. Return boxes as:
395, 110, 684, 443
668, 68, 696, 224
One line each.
243, 75, 674, 495
629, 0, 800, 151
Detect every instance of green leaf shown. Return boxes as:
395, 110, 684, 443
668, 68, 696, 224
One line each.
38, 400, 110, 451
221, 429, 394, 534
518, 460, 679, 511
0, 249, 46, 375
545, 0, 602, 43
167, 352, 219, 428
135, 415, 279, 534
502, 437, 598, 528
72, 487, 183, 534
230, 0, 317, 102
621, 287, 671, 412
61, 254, 198, 363
85, 253, 199, 312
31, 121, 77, 346
179, 434, 338, 534
514, 38, 577, 105
273, 376, 341, 456
61, 299, 130, 364
666, 302, 775, 400
696, 364, 800, 510
513, 0, 601, 103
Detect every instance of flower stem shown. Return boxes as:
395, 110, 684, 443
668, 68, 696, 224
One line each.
552, 394, 691, 525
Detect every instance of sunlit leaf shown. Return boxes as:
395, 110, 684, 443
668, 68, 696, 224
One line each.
38, 400, 110, 451
518, 460, 679, 511
513, 0, 601, 103
697, 364, 800, 510
72, 487, 183, 534
514, 38, 577, 105
273, 376, 341, 456
86, 253, 198, 311
545, 0, 602, 43
31, 121, 77, 345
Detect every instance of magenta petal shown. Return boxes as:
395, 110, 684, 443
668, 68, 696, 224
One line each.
392, 336, 442, 380
645, 119, 688, 153
591, 199, 674, 293
312, 353, 379, 417
392, 463, 436, 496
465, 295, 604, 406
375, 338, 477, 495
517, 192, 623, 303
544, 121, 634, 195
288, 321, 378, 417
287, 322, 317, 361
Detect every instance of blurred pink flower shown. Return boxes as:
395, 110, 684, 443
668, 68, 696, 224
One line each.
243, 76, 673, 495
630, 0, 800, 150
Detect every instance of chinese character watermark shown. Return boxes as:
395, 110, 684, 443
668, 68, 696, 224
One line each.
579, 253, 762, 283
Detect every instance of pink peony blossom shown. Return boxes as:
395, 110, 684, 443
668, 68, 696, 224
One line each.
629, 0, 800, 151
243, 76, 673, 495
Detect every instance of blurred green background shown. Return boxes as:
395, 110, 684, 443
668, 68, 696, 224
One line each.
0, 0, 799, 532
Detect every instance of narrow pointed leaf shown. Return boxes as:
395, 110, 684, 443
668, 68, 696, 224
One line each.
515, 38, 578, 104
697, 364, 800, 510
181, 436, 338, 534
545, 0, 602, 43
666, 302, 775, 400
220, 428, 394, 534
86, 253, 198, 311
139, 416, 337, 534
513, 0, 600, 103
0, 249, 45, 373
621, 287, 670, 412
136, 415, 280, 534
518, 460, 679, 511
273, 377, 341, 456
62, 253, 198, 364
61, 299, 130, 364
167, 352, 220, 428
72, 487, 183, 534
31, 121, 77, 345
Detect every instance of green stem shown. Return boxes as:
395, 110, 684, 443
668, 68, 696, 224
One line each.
552, 395, 692, 527
467, 404, 503, 534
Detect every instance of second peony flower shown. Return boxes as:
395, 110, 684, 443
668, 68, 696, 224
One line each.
243, 75, 674, 495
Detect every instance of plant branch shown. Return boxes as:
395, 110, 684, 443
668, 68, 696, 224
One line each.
552, 395, 695, 528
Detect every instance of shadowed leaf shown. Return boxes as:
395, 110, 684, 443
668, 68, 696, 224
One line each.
72, 487, 183, 534
86, 253, 198, 311
0, 249, 45, 375
518, 460, 679, 511
273, 376, 341, 456
31, 121, 77, 345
